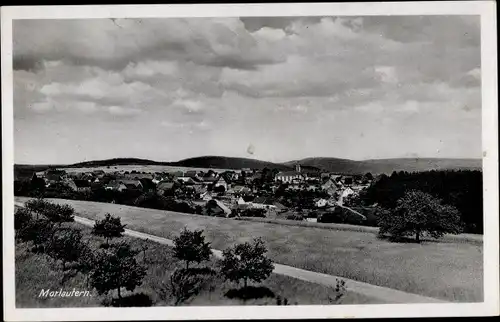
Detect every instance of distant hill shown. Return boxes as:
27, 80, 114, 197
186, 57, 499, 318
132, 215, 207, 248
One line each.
70, 158, 170, 167
173, 156, 292, 171
15, 156, 482, 177
288, 157, 482, 175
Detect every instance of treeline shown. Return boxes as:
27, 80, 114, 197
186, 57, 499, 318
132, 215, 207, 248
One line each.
16, 181, 203, 216
352, 170, 483, 234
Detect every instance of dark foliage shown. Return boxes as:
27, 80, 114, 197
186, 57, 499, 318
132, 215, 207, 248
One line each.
225, 286, 275, 300
378, 190, 463, 242
90, 242, 146, 299
239, 208, 266, 218
108, 292, 153, 307
162, 267, 215, 305
14, 207, 33, 232
353, 170, 482, 233
173, 229, 211, 269
220, 238, 274, 288
91, 213, 126, 246
47, 228, 85, 270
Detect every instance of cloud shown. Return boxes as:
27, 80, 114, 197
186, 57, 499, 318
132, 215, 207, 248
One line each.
107, 106, 142, 116
13, 16, 482, 163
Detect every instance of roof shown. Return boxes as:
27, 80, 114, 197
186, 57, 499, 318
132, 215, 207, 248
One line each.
276, 171, 302, 177
203, 177, 218, 183
157, 182, 175, 190
73, 179, 91, 188
119, 179, 142, 187
253, 196, 275, 205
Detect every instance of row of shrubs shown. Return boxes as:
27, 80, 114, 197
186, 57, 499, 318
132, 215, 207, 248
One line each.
16, 198, 347, 306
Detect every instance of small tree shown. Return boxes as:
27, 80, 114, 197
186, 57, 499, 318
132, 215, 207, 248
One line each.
92, 213, 126, 247
378, 190, 463, 243
47, 228, 85, 270
173, 228, 211, 269
90, 242, 146, 299
220, 237, 274, 288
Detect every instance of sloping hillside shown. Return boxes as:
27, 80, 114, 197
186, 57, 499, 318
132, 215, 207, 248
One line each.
289, 157, 482, 175
173, 156, 292, 171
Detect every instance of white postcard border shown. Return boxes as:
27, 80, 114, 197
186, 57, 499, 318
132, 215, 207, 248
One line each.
2, 2, 498, 320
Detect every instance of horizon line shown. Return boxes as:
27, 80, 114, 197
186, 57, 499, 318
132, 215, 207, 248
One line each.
14, 154, 483, 167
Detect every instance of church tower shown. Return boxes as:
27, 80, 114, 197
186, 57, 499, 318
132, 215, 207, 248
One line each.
295, 163, 301, 173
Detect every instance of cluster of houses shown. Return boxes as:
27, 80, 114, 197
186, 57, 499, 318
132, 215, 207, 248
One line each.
30, 164, 372, 220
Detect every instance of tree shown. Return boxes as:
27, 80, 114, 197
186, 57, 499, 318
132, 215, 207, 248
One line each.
17, 218, 57, 252
220, 237, 274, 288
378, 190, 463, 243
90, 242, 146, 299
47, 228, 85, 270
25, 198, 52, 220
44, 204, 75, 227
92, 213, 126, 247
76, 242, 96, 287
173, 229, 211, 269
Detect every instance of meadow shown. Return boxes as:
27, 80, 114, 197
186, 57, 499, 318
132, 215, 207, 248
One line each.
16, 197, 483, 303
15, 219, 378, 307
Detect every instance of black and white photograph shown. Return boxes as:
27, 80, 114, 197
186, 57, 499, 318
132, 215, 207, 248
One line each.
2, 2, 498, 320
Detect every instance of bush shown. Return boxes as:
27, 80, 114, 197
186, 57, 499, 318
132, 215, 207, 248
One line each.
173, 229, 211, 269
220, 237, 274, 288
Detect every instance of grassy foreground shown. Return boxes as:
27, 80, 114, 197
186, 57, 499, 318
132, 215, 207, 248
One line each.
15, 219, 379, 307
16, 197, 483, 303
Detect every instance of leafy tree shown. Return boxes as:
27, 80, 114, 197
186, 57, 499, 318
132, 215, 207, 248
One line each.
92, 213, 126, 246
44, 204, 75, 227
47, 228, 85, 270
25, 198, 52, 219
173, 229, 211, 269
90, 242, 146, 299
220, 237, 274, 288
378, 190, 463, 243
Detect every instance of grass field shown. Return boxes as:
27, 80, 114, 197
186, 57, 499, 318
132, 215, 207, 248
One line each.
16, 197, 484, 303
15, 220, 378, 307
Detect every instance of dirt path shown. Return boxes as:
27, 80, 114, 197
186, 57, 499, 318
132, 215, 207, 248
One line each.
14, 200, 447, 304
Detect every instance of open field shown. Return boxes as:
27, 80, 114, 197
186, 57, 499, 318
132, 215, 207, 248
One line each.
15, 219, 377, 307
235, 217, 483, 244
16, 197, 483, 302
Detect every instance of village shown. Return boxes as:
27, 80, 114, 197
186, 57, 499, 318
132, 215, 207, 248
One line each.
25, 164, 373, 223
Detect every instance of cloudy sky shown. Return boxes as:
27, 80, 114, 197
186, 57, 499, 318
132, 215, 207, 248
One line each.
13, 16, 481, 164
